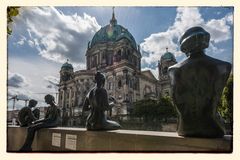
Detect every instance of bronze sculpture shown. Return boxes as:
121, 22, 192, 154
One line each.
19, 94, 60, 151
168, 26, 231, 138
18, 99, 39, 127
83, 72, 121, 131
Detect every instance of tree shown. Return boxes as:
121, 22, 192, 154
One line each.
133, 96, 177, 123
133, 99, 158, 122
7, 7, 20, 35
218, 74, 233, 123
157, 96, 177, 122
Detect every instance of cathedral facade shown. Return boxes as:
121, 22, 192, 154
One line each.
58, 10, 177, 125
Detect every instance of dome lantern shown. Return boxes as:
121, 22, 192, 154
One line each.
61, 59, 73, 71
89, 8, 137, 50
110, 7, 117, 26
161, 47, 176, 62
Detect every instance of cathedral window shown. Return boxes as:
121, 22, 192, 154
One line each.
71, 91, 74, 98
66, 91, 69, 99
129, 79, 133, 88
129, 95, 132, 102
101, 53, 106, 63
108, 82, 112, 90
116, 50, 121, 62
133, 56, 137, 66
87, 57, 90, 69
143, 86, 152, 96
91, 56, 97, 68
118, 80, 122, 88
165, 91, 169, 96
107, 53, 113, 65
59, 92, 62, 101
123, 49, 127, 59
162, 66, 168, 75
134, 79, 138, 90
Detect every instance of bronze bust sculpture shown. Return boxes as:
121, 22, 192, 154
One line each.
83, 72, 121, 131
168, 26, 231, 137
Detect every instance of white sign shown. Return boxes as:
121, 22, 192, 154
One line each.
52, 133, 61, 147
65, 134, 77, 150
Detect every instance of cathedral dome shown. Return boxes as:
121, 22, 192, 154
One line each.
90, 9, 137, 50
161, 48, 176, 61
61, 60, 73, 70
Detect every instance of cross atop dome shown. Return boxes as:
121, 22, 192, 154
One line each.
110, 7, 117, 26
166, 47, 168, 52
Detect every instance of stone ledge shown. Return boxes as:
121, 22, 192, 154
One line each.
7, 126, 232, 152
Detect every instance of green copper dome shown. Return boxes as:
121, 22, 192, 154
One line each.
90, 9, 137, 50
61, 60, 73, 70
161, 49, 176, 61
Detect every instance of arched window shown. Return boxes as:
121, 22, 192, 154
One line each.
92, 56, 97, 67
117, 50, 121, 62
108, 81, 112, 90
129, 79, 133, 88
133, 56, 137, 66
162, 67, 168, 75
127, 50, 131, 62
101, 53, 106, 64
107, 53, 113, 65
123, 49, 127, 59
118, 80, 122, 88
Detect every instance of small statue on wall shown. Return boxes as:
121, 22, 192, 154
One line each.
168, 26, 231, 138
18, 99, 39, 127
82, 72, 121, 131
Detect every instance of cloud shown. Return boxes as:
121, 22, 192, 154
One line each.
14, 7, 101, 67
8, 72, 32, 109
28, 40, 34, 48
16, 35, 26, 45
8, 87, 31, 110
8, 72, 28, 88
7, 92, 31, 110
8, 57, 62, 109
140, 7, 233, 66
44, 76, 59, 89
205, 13, 233, 43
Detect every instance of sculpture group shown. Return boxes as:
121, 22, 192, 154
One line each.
17, 26, 231, 151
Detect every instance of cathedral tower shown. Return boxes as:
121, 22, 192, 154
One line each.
158, 47, 177, 96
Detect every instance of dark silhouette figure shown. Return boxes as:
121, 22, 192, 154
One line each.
18, 99, 39, 127
83, 72, 121, 131
19, 94, 60, 151
32, 108, 40, 119
168, 27, 231, 138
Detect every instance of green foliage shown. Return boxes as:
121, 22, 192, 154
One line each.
158, 96, 177, 121
7, 7, 20, 35
218, 74, 233, 123
133, 96, 177, 122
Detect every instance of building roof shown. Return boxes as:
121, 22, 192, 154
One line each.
141, 70, 158, 81
90, 8, 137, 50
161, 48, 176, 61
61, 60, 73, 70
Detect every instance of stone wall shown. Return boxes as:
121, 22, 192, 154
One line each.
7, 126, 232, 152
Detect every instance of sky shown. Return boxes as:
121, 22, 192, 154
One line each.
7, 6, 233, 110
